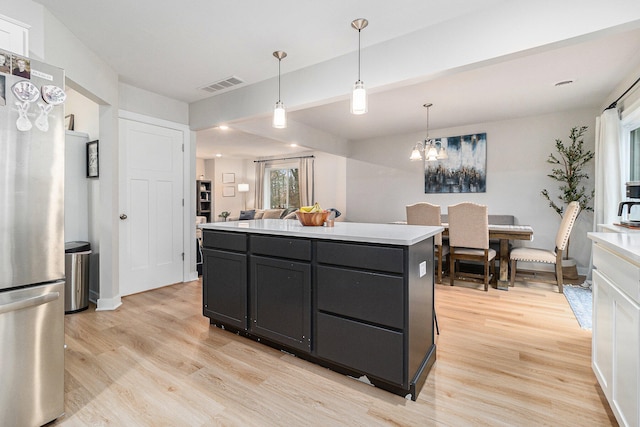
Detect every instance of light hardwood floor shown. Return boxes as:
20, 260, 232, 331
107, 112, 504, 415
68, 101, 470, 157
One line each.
53, 279, 617, 426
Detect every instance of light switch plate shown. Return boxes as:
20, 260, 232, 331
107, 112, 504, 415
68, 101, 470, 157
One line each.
419, 261, 427, 277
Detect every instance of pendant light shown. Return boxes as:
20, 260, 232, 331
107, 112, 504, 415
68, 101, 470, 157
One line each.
350, 18, 368, 115
272, 51, 287, 128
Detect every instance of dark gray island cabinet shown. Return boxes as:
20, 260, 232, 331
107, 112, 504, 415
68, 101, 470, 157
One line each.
200, 219, 441, 400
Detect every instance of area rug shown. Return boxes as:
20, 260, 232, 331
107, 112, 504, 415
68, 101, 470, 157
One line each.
564, 285, 592, 330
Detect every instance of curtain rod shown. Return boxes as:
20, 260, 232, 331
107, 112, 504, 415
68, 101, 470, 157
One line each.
605, 76, 640, 111
254, 155, 315, 163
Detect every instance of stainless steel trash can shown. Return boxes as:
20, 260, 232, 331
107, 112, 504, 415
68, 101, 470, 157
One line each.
64, 241, 91, 314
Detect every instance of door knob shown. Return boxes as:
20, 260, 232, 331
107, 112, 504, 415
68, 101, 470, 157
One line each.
120, 214, 128, 220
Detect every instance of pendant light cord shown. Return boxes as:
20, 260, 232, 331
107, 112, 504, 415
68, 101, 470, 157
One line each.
426, 106, 430, 140
357, 29, 361, 81
278, 59, 281, 102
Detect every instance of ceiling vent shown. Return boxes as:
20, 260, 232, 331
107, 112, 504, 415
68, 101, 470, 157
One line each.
199, 76, 245, 93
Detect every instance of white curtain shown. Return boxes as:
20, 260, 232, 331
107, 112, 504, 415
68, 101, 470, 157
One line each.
593, 108, 625, 227
254, 161, 265, 210
299, 157, 315, 207
587, 108, 624, 285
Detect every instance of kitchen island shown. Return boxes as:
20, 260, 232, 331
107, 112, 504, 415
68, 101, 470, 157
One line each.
199, 219, 442, 400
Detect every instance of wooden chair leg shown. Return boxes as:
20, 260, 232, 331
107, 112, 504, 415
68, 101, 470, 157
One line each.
510, 259, 516, 286
555, 262, 564, 294
436, 245, 443, 284
484, 252, 489, 291
434, 310, 440, 335
490, 259, 496, 284
449, 249, 455, 286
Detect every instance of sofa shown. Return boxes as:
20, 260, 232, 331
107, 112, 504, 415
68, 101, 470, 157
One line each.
227, 208, 297, 222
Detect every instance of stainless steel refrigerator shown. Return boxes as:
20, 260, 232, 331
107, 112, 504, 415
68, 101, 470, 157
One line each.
0, 51, 66, 426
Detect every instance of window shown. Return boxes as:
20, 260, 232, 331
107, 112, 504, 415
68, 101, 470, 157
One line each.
263, 162, 300, 209
631, 127, 640, 181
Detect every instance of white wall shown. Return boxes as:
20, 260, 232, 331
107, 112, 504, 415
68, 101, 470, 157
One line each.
212, 157, 247, 218
64, 131, 90, 242
195, 157, 206, 180
347, 108, 598, 272
65, 88, 99, 140
313, 152, 347, 220
119, 82, 189, 125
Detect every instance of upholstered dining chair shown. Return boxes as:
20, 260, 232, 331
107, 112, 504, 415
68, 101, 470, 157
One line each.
448, 202, 496, 291
509, 201, 580, 293
406, 202, 448, 284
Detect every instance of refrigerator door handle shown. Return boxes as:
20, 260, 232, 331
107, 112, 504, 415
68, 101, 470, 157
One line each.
0, 292, 61, 315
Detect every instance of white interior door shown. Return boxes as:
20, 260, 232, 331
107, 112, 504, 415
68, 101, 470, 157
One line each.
119, 119, 183, 296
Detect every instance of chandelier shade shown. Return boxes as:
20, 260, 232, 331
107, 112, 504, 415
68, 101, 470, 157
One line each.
409, 103, 447, 162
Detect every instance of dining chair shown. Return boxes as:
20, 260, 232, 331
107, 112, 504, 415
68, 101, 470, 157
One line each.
509, 201, 580, 293
406, 202, 448, 284
447, 202, 496, 291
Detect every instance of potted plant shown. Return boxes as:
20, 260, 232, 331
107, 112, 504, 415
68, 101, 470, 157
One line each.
540, 125, 594, 278
218, 211, 231, 222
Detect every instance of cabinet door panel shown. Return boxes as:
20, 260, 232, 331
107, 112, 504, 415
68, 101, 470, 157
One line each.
612, 287, 640, 427
250, 256, 311, 352
316, 312, 404, 386
202, 249, 247, 329
592, 270, 613, 396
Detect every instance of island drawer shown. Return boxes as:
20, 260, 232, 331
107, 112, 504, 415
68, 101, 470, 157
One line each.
203, 230, 247, 252
317, 265, 404, 329
316, 241, 404, 274
250, 235, 311, 261
316, 312, 404, 386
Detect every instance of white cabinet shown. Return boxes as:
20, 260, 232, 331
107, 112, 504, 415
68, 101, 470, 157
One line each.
0, 14, 29, 56
592, 242, 640, 427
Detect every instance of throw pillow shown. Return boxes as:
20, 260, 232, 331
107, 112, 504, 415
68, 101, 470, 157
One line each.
238, 210, 255, 220
280, 207, 297, 219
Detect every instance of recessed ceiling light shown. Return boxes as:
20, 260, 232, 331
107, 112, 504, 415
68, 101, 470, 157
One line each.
290, 143, 298, 147
218, 125, 229, 130
215, 153, 222, 157
554, 80, 574, 87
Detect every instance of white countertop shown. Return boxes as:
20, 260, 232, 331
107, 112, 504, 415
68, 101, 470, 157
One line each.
199, 219, 443, 246
597, 223, 640, 233
588, 232, 640, 265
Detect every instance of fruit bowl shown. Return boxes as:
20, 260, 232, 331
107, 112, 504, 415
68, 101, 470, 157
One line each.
295, 210, 330, 226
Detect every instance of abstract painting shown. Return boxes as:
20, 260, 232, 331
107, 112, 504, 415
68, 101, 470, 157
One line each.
424, 133, 487, 193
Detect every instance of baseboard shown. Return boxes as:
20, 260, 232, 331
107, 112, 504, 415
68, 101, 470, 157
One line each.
89, 289, 99, 304
96, 295, 122, 311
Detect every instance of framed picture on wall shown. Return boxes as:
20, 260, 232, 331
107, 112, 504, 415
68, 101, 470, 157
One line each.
223, 186, 235, 197
424, 133, 487, 193
222, 173, 235, 183
86, 140, 99, 178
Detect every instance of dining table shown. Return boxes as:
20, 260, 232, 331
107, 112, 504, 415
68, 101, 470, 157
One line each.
441, 223, 534, 290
